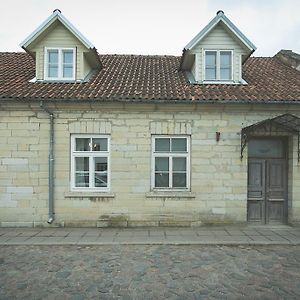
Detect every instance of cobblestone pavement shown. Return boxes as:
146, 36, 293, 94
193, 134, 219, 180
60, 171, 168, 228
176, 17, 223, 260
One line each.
0, 245, 299, 299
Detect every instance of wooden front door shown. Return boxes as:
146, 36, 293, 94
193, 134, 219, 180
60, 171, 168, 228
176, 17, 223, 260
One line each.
247, 138, 287, 224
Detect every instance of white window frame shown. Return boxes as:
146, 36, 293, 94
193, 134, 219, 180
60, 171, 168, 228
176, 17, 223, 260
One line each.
70, 134, 110, 192
44, 47, 76, 81
204, 50, 233, 82
151, 135, 190, 191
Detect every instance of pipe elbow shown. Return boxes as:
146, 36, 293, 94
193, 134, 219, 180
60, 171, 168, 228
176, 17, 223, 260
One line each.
47, 217, 54, 224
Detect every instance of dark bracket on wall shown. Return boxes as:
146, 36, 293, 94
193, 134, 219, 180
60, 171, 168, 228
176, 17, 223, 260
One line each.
240, 133, 247, 160
240, 113, 300, 162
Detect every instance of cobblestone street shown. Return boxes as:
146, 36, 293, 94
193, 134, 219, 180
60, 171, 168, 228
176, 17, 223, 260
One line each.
0, 245, 299, 299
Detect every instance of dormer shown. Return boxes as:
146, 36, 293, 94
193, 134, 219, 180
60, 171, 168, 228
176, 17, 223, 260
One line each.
180, 10, 256, 85
20, 9, 101, 82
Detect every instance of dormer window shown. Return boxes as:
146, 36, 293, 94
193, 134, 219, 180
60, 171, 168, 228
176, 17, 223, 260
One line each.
44, 47, 76, 81
204, 50, 232, 81
180, 11, 256, 85
20, 10, 102, 83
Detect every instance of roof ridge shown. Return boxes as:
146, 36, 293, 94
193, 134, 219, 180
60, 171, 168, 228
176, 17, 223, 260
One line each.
98, 53, 181, 58
0, 51, 29, 54
249, 56, 272, 59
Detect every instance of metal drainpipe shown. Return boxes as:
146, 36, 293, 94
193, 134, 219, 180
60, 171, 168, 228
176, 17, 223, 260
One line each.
40, 101, 55, 224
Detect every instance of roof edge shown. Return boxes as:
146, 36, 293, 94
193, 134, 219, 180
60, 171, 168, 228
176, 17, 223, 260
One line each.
20, 9, 95, 50
184, 11, 256, 52
0, 98, 299, 105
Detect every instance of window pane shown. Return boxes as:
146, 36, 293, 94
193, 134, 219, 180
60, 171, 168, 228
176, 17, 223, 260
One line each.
48, 50, 58, 63
94, 157, 107, 172
171, 138, 187, 152
173, 157, 186, 171
155, 173, 169, 187
248, 139, 284, 158
75, 157, 89, 172
48, 66, 58, 78
75, 173, 89, 187
92, 138, 108, 151
94, 157, 107, 187
63, 66, 73, 78
155, 157, 169, 172
220, 51, 232, 66
63, 50, 73, 64
155, 138, 170, 152
205, 51, 217, 80
95, 173, 107, 187
76, 138, 90, 151
205, 51, 216, 66
173, 173, 186, 188
220, 68, 231, 80
205, 68, 216, 80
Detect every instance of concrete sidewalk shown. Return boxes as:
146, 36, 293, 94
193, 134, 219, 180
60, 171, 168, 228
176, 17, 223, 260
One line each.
1, 225, 300, 245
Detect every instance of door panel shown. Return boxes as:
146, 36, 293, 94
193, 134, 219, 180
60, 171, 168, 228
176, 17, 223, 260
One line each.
266, 160, 286, 224
248, 201, 263, 222
268, 202, 284, 222
247, 159, 265, 223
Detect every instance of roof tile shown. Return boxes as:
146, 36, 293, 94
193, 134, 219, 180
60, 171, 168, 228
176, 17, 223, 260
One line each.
0, 52, 299, 102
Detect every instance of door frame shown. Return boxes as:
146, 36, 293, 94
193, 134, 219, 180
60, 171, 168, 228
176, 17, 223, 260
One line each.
247, 136, 289, 224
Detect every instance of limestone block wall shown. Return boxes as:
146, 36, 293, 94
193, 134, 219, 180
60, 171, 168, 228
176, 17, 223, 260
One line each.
1, 101, 300, 227
0, 103, 48, 226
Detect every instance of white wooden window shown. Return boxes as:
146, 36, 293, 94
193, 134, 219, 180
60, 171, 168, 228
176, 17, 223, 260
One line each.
151, 136, 190, 190
44, 47, 76, 80
71, 135, 110, 191
204, 50, 233, 81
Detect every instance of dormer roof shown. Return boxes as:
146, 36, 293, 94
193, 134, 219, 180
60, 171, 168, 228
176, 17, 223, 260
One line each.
20, 9, 101, 67
184, 10, 256, 53
21, 9, 94, 50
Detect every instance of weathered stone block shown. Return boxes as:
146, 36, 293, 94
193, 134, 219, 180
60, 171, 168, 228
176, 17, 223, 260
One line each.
6, 186, 33, 194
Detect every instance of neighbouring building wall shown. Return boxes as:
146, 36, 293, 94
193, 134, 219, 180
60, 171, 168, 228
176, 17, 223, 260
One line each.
1, 101, 300, 227
275, 50, 300, 71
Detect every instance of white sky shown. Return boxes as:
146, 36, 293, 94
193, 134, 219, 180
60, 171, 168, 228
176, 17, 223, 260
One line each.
0, 0, 299, 57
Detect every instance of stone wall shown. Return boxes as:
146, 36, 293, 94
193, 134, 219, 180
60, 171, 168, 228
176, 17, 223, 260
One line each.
1, 101, 300, 227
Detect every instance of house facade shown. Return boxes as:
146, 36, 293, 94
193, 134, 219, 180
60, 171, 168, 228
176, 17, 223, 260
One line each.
0, 10, 300, 227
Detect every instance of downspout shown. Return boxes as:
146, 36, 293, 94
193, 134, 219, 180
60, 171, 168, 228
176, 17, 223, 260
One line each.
40, 101, 55, 224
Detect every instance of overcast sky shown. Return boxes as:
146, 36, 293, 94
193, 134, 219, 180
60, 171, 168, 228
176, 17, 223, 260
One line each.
0, 0, 299, 57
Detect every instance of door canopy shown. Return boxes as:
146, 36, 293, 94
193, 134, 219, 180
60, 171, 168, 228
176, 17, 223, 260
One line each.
241, 114, 300, 161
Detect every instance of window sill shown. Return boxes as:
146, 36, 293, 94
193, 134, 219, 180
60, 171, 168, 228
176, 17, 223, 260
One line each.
43, 79, 76, 83
197, 80, 248, 85
203, 80, 234, 84
146, 191, 195, 200
65, 192, 115, 199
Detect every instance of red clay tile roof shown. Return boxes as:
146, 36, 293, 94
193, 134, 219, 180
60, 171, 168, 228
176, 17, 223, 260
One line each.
0, 52, 299, 102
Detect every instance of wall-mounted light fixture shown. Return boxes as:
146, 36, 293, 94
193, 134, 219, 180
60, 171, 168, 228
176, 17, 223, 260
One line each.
216, 132, 221, 142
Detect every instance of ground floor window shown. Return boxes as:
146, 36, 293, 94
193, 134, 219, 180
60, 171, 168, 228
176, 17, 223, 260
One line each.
151, 135, 190, 190
71, 135, 110, 191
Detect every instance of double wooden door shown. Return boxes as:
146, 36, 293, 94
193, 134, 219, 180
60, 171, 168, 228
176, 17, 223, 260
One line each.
247, 139, 287, 224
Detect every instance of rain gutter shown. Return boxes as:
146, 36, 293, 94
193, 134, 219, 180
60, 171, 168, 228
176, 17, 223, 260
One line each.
39, 101, 55, 224
1, 98, 300, 105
